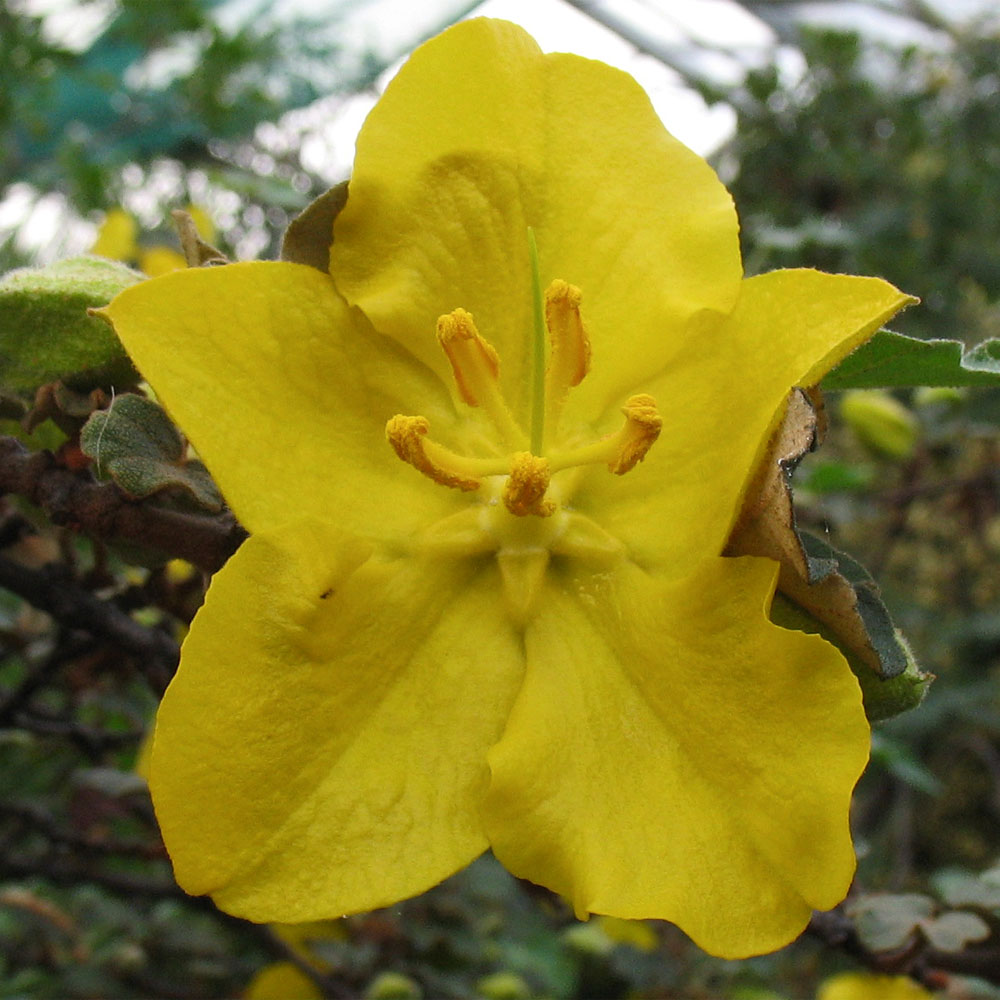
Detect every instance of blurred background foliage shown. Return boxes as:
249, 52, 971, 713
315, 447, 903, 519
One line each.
5, 0, 1000, 997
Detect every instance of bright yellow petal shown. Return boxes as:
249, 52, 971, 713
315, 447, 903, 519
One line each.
150, 519, 523, 921
483, 555, 869, 959
332, 18, 740, 421
582, 269, 915, 570
102, 261, 462, 539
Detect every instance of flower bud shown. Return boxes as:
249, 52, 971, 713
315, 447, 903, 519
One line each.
840, 389, 919, 460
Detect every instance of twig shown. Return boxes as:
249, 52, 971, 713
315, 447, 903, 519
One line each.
0, 436, 245, 573
809, 906, 1000, 989
1, 853, 179, 898
0, 555, 178, 694
12, 709, 143, 759
1, 800, 164, 859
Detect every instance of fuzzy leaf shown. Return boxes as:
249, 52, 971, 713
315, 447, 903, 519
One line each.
80, 394, 223, 510
823, 329, 1000, 390
0, 256, 142, 396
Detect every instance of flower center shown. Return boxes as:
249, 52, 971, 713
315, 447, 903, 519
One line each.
384, 258, 662, 624
385, 281, 662, 519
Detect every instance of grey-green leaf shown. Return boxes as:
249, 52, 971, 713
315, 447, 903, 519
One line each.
80, 394, 223, 511
921, 911, 991, 952
846, 894, 934, 952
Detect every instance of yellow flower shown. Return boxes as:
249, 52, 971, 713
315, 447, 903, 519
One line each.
91, 205, 213, 275
817, 972, 937, 1000
91, 207, 139, 261
101, 19, 913, 958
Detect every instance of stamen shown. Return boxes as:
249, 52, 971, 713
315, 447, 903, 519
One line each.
503, 452, 555, 517
437, 309, 526, 450
386, 414, 507, 492
544, 279, 591, 436
437, 309, 500, 406
546, 394, 663, 476
610, 394, 662, 474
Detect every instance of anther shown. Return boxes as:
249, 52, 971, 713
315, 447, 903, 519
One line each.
386, 414, 482, 492
545, 393, 663, 477
610, 394, 662, 474
503, 452, 556, 517
437, 309, 500, 407
545, 280, 591, 389
436, 309, 527, 450
543, 280, 591, 440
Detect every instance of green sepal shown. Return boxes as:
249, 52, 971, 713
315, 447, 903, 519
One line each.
823, 328, 1000, 390
770, 591, 931, 722
80, 394, 223, 511
0, 256, 143, 397
280, 182, 349, 272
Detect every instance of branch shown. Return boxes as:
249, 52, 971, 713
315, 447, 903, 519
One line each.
809, 907, 1000, 990
0, 437, 245, 573
0, 554, 178, 694
1, 800, 163, 859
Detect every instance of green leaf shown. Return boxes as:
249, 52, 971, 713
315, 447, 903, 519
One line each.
280, 182, 349, 272
80, 394, 223, 511
822, 329, 1000, 390
0, 256, 143, 396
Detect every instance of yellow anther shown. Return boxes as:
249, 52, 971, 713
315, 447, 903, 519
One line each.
437, 308, 500, 407
610, 394, 663, 474
386, 414, 484, 492
543, 280, 591, 441
436, 308, 527, 451
503, 452, 555, 518
546, 393, 663, 477
545, 280, 591, 389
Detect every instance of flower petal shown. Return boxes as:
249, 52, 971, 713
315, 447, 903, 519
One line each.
332, 18, 741, 420
103, 262, 462, 538
581, 269, 915, 570
483, 555, 869, 959
150, 519, 523, 920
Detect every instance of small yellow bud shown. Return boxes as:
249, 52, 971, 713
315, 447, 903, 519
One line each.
840, 390, 918, 460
